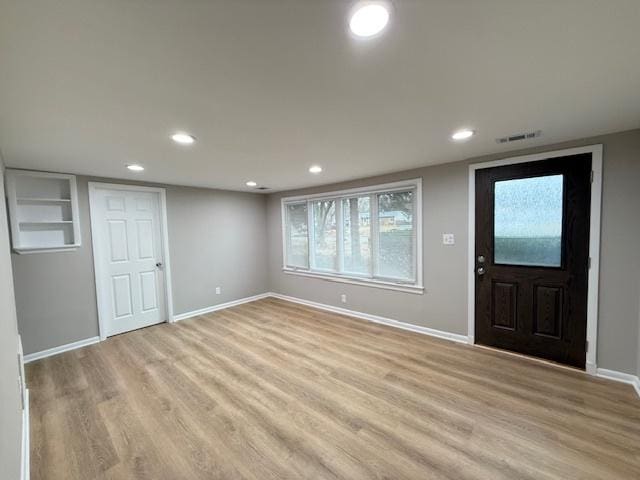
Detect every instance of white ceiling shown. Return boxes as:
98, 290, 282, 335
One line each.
1, 0, 639, 192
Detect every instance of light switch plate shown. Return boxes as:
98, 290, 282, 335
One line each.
442, 233, 455, 245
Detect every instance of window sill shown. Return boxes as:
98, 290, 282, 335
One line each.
282, 268, 425, 294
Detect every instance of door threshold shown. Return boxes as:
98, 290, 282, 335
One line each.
472, 343, 585, 374
106, 321, 166, 338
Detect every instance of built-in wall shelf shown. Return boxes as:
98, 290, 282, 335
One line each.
17, 197, 72, 203
6, 170, 81, 254
19, 221, 74, 224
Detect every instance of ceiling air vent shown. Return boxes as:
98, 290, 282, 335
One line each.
495, 130, 541, 144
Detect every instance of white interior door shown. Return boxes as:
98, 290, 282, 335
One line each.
91, 187, 166, 336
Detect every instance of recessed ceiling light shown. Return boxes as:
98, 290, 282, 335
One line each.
349, 2, 390, 37
309, 165, 323, 174
126, 164, 144, 172
451, 129, 475, 141
246, 181, 257, 187
171, 132, 196, 145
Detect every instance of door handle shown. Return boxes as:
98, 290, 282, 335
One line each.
477, 266, 485, 276
156, 262, 163, 268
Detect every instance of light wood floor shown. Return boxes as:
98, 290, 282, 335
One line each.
27, 298, 640, 479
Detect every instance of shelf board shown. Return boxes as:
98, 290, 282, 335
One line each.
19, 221, 73, 225
14, 244, 80, 254
17, 197, 72, 203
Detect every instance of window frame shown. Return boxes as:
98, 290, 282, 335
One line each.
281, 179, 423, 294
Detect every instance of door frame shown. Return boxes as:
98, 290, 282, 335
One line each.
467, 145, 603, 374
88, 182, 175, 340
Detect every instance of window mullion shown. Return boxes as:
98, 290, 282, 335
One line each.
371, 193, 379, 278
284, 207, 292, 266
307, 200, 315, 270
411, 188, 418, 282
336, 198, 344, 273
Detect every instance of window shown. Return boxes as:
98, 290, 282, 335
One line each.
284, 203, 309, 268
342, 196, 371, 275
312, 199, 337, 270
282, 179, 422, 293
377, 191, 415, 280
494, 175, 563, 267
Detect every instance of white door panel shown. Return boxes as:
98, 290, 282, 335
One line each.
139, 270, 158, 312
93, 188, 166, 336
112, 274, 133, 318
136, 219, 154, 259
106, 196, 125, 211
108, 220, 128, 262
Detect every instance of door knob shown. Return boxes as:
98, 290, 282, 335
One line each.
156, 262, 163, 268
477, 266, 485, 276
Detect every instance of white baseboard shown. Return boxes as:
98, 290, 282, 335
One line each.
267, 292, 469, 344
21, 388, 29, 480
172, 293, 272, 322
23, 336, 101, 364
20, 293, 639, 401
21, 294, 271, 363
596, 368, 640, 398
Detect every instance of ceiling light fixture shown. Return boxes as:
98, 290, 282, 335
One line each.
171, 132, 196, 145
451, 129, 475, 141
245, 181, 257, 187
309, 165, 323, 174
349, 2, 390, 38
126, 164, 145, 172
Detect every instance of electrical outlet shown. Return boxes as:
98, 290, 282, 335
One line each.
442, 233, 455, 245
340, 294, 347, 303
215, 287, 221, 295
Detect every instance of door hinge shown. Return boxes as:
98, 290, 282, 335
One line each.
586, 340, 589, 353
590, 170, 594, 183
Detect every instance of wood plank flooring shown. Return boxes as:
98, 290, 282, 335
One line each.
27, 298, 640, 479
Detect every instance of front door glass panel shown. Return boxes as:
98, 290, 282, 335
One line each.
494, 174, 563, 267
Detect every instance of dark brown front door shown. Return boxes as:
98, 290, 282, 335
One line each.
475, 154, 592, 368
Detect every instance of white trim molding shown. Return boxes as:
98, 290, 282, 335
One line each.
596, 368, 640, 398
21, 389, 29, 480
173, 293, 272, 322
88, 182, 175, 340
23, 336, 101, 363
268, 292, 469, 344
467, 145, 603, 374
19, 291, 640, 400
281, 268, 424, 294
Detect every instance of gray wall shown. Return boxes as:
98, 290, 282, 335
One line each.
12, 176, 268, 355
9, 130, 640, 375
267, 129, 640, 375
0, 159, 24, 480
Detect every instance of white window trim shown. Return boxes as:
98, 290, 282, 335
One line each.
281, 178, 423, 294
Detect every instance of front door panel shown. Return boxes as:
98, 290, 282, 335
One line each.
475, 154, 591, 368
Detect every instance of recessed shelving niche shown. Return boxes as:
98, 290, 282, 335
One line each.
6, 170, 81, 254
